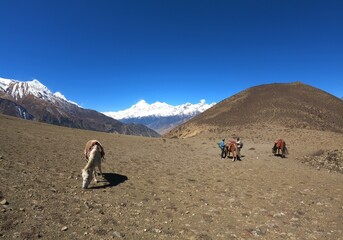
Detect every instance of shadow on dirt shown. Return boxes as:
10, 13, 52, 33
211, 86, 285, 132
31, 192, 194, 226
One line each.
90, 173, 128, 189
274, 154, 287, 158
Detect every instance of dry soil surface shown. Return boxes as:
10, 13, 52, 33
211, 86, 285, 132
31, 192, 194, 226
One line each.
1, 115, 343, 239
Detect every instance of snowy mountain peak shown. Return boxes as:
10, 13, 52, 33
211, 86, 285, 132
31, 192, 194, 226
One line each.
103, 99, 216, 120
0, 77, 79, 106
134, 99, 150, 108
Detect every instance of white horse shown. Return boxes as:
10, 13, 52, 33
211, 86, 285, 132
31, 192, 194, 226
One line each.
82, 141, 104, 189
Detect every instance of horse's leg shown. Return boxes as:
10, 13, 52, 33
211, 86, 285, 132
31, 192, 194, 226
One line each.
281, 146, 286, 158
98, 162, 103, 179
99, 164, 103, 175
93, 169, 98, 183
232, 146, 236, 161
272, 144, 277, 155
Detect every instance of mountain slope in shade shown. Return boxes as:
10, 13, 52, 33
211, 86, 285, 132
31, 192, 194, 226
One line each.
103, 99, 215, 134
0, 98, 34, 120
0, 77, 160, 137
165, 82, 343, 138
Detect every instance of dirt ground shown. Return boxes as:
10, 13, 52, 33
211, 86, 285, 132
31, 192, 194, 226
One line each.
1, 114, 343, 239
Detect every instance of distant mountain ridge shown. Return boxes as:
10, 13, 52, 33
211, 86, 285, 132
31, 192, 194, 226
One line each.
165, 82, 343, 138
0, 77, 160, 137
103, 100, 215, 134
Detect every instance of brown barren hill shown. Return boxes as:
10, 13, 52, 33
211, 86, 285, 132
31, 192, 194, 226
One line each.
165, 82, 343, 138
1, 110, 343, 239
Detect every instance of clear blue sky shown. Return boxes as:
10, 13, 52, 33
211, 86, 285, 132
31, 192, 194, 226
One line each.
1, 0, 342, 111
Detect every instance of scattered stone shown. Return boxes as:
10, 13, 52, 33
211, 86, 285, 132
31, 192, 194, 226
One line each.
13, 232, 20, 238
0, 199, 8, 205
61, 226, 68, 231
273, 212, 285, 218
301, 149, 343, 174
153, 228, 162, 233
84, 201, 91, 209
112, 231, 122, 238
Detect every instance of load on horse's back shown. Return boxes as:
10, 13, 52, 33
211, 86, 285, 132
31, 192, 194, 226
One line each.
272, 139, 288, 158
84, 140, 105, 160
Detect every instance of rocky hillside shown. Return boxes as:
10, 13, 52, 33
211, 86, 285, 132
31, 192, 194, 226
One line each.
165, 82, 343, 138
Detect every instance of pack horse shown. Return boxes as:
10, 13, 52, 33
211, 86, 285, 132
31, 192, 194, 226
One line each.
272, 139, 288, 158
82, 140, 105, 189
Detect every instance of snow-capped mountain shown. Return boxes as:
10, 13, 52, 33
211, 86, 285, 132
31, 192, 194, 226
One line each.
0, 77, 160, 137
103, 100, 216, 134
104, 99, 215, 119
0, 77, 79, 106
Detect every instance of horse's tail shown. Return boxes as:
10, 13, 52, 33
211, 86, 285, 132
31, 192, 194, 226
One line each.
84, 145, 102, 170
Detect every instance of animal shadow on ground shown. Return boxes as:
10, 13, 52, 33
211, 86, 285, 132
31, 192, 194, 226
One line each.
90, 173, 128, 189
274, 154, 287, 158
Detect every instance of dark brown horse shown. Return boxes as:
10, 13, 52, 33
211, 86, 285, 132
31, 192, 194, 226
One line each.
272, 139, 288, 158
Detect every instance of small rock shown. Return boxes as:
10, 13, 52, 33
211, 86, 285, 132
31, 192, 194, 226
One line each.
273, 212, 285, 218
0, 199, 8, 205
113, 231, 122, 238
61, 226, 68, 231
153, 228, 162, 233
84, 201, 91, 209
13, 232, 20, 238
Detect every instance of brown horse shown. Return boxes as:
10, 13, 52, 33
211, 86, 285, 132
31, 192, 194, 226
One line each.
224, 141, 240, 161
272, 139, 288, 158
